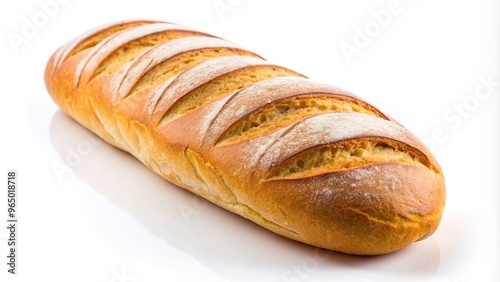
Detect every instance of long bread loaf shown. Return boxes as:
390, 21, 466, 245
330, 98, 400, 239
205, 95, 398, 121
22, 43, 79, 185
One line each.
44, 19, 445, 255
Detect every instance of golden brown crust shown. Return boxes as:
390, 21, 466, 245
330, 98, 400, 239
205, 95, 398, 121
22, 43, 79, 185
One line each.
44, 20, 445, 255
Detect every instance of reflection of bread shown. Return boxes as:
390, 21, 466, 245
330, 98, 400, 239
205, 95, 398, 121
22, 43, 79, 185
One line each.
44, 19, 445, 255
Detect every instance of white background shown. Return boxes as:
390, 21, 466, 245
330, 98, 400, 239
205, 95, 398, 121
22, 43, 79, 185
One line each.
1, 0, 499, 281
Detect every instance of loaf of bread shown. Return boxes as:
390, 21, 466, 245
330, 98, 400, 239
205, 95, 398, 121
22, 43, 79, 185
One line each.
44, 19, 445, 255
